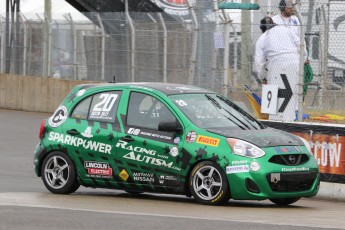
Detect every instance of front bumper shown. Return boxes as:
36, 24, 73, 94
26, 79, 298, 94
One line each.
226, 148, 320, 200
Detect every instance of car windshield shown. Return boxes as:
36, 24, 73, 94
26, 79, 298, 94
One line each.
169, 93, 265, 130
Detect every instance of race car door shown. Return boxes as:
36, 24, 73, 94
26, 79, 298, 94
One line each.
116, 91, 184, 192
64, 91, 122, 182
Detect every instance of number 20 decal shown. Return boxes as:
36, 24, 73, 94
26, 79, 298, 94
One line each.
93, 94, 118, 112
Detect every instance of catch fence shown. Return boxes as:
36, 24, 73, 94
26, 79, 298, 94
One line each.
1, 0, 345, 123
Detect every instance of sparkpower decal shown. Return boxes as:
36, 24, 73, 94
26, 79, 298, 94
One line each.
48, 132, 112, 154
196, 135, 220, 147
48, 106, 68, 127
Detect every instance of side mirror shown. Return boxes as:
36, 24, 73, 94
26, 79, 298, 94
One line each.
158, 120, 182, 134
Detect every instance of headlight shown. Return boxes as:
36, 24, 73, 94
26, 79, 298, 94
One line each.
227, 138, 265, 158
298, 136, 312, 153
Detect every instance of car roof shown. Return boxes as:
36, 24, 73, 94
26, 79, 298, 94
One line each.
79, 82, 213, 96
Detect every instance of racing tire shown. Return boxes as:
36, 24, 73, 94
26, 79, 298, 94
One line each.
41, 151, 80, 194
189, 161, 230, 205
269, 197, 301, 206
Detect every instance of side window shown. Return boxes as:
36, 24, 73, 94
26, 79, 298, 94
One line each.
127, 92, 175, 130
88, 91, 121, 123
71, 97, 92, 120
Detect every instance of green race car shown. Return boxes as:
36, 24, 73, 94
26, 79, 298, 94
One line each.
34, 82, 319, 205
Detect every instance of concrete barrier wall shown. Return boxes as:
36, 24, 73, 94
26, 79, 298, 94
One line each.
0, 74, 96, 113
0, 74, 256, 115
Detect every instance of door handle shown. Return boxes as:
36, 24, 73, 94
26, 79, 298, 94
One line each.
120, 136, 135, 142
67, 129, 80, 136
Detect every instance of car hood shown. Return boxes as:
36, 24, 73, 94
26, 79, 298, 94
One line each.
207, 127, 303, 148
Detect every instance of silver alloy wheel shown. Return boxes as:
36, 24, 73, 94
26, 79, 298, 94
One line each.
192, 165, 223, 200
44, 156, 70, 189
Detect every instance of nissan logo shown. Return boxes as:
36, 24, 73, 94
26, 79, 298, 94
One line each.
288, 155, 296, 164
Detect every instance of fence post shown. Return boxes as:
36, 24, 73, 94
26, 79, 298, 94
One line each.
125, 0, 136, 82
158, 13, 167, 83
296, 6, 306, 121
0, 17, 4, 74
222, 10, 231, 96
187, 0, 198, 85
96, 14, 105, 81
65, 13, 77, 80
19, 13, 27, 76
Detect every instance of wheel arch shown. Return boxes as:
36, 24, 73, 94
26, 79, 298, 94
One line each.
37, 148, 75, 177
184, 159, 231, 198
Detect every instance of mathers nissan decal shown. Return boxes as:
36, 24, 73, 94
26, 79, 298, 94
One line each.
133, 172, 155, 183
48, 132, 112, 154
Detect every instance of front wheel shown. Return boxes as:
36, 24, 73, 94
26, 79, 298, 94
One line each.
41, 151, 80, 194
269, 197, 301, 206
189, 161, 230, 205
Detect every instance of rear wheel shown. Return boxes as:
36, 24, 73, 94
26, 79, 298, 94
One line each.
189, 161, 230, 205
269, 197, 301, 206
41, 151, 80, 194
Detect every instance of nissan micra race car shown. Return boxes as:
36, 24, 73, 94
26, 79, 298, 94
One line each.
34, 82, 319, 205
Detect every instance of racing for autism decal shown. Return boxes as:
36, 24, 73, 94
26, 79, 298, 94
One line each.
48, 105, 68, 127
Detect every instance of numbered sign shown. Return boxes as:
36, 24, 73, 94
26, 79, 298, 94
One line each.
261, 84, 278, 114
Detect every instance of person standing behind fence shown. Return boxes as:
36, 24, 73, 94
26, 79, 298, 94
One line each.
255, 16, 276, 85
254, 16, 300, 122
272, 0, 300, 37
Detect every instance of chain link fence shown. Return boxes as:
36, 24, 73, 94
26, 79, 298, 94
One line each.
1, 0, 345, 123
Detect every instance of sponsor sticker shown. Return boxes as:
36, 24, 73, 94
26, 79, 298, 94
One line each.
132, 172, 155, 183
274, 146, 301, 153
281, 167, 310, 172
175, 100, 187, 106
119, 169, 129, 181
226, 165, 249, 174
48, 106, 68, 127
81, 127, 93, 138
174, 137, 180, 144
84, 161, 112, 178
231, 160, 248, 165
127, 128, 141, 135
159, 175, 178, 185
170, 146, 179, 157
196, 135, 220, 147
126, 128, 172, 141
77, 89, 86, 97
186, 131, 197, 143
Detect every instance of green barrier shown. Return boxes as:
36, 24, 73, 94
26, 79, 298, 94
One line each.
218, 2, 260, 10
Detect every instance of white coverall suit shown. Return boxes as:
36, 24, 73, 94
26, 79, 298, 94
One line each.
255, 25, 300, 122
